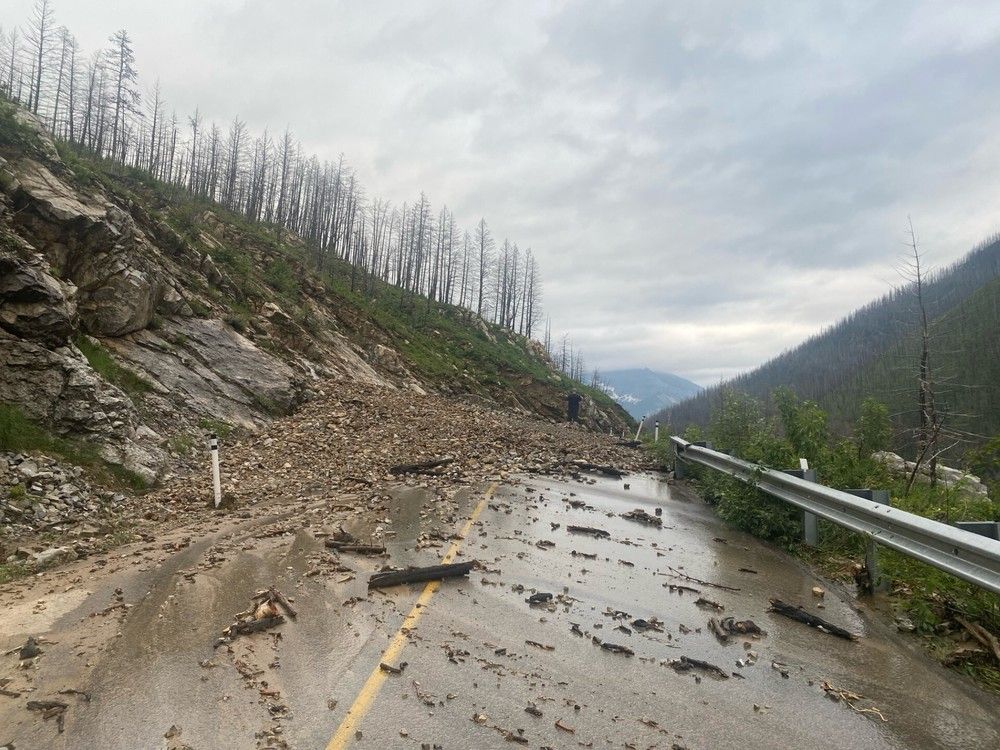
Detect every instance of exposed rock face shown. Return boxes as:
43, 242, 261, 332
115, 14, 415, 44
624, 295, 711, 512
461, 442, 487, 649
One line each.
0, 253, 76, 346
104, 318, 306, 430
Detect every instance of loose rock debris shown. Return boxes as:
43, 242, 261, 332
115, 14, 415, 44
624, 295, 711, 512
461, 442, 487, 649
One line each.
620, 508, 663, 527
768, 599, 858, 640
566, 525, 611, 539
388, 457, 455, 476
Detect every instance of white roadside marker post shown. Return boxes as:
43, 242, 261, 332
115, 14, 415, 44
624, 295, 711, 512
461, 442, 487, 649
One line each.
799, 457, 817, 545
634, 415, 645, 441
210, 433, 222, 508
654, 420, 660, 443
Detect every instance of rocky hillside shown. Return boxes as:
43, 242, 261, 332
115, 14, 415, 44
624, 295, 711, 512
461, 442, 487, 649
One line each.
0, 100, 629, 495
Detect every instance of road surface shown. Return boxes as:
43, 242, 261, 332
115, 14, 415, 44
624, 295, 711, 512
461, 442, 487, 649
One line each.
2, 473, 998, 749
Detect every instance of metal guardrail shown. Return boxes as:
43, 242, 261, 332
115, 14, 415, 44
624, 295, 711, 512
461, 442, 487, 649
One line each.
671, 436, 1000, 596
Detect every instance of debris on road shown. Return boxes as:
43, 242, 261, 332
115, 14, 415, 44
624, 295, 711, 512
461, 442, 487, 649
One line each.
525, 640, 555, 651
664, 567, 740, 592
768, 599, 857, 640
379, 661, 407, 675
708, 617, 766, 643
668, 656, 730, 680
566, 524, 611, 539
821, 681, 888, 722
388, 457, 455, 476
26, 699, 68, 733
567, 460, 626, 479
17, 637, 42, 661
526, 592, 554, 606
621, 508, 663, 527
599, 642, 635, 656
368, 561, 475, 589
555, 718, 576, 733
215, 588, 292, 646
695, 597, 724, 611
812, 586, 826, 598
325, 542, 386, 555
525, 704, 543, 717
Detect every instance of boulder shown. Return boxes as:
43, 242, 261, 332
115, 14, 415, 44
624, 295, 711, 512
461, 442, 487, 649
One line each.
0, 253, 77, 346
872, 451, 990, 497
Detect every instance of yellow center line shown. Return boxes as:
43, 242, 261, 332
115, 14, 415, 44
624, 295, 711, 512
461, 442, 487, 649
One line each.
325, 482, 499, 750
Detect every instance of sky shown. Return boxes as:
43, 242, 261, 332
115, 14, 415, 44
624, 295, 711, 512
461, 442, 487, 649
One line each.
9, 0, 1000, 385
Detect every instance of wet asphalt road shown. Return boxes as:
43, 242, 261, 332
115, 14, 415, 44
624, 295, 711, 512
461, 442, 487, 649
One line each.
3, 473, 1000, 749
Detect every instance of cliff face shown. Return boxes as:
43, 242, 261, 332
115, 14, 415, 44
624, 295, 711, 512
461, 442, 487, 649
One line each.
0, 104, 629, 486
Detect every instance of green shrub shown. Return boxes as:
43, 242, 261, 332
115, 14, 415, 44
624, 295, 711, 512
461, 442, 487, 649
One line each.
75, 335, 153, 397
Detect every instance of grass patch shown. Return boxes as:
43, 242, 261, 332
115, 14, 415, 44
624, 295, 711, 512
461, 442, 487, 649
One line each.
0, 561, 30, 585
197, 418, 234, 440
0, 402, 147, 491
75, 336, 153, 397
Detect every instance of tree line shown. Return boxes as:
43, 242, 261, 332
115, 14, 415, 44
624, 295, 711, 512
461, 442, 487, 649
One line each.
0, 0, 545, 341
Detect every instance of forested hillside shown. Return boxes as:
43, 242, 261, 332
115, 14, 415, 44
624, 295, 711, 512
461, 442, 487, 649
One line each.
0, 1, 542, 342
661, 237, 1000, 449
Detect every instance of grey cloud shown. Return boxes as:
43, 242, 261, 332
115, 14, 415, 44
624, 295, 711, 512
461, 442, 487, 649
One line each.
15, 0, 1000, 384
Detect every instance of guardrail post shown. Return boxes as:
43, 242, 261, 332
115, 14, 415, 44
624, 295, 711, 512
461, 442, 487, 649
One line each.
674, 441, 686, 479
846, 489, 891, 592
783, 460, 818, 545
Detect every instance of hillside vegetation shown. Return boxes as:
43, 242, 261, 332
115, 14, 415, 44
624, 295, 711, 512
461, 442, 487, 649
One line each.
661, 239, 1000, 453
0, 98, 630, 491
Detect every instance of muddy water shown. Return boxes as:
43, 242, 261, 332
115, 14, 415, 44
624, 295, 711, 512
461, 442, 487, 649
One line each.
2, 474, 998, 749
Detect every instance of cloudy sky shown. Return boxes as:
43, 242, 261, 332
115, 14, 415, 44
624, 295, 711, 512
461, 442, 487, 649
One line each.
10, 0, 1000, 384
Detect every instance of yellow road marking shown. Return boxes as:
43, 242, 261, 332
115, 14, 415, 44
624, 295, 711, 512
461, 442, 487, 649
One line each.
325, 482, 498, 750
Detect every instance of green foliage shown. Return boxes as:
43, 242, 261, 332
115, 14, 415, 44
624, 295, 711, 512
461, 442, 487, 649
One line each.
197, 418, 234, 440
967, 436, 1000, 484
8, 483, 26, 501
667, 242, 1000, 449
0, 97, 41, 153
854, 397, 892, 458
0, 561, 31, 585
773, 387, 828, 466
264, 258, 300, 300
0, 402, 147, 491
75, 336, 153, 397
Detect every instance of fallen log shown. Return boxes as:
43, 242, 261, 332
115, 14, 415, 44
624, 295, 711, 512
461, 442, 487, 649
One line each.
956, 616, 1000, 664
368, 561, 475, 589
709, 616, 766, 643
389, 457, 455, 476
768, 599, 857, 640
566, 525, 611, 539
324, 541, 387, 555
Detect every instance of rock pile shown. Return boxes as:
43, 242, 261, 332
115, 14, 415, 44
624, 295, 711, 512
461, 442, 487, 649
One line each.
148, 380, 650, 512
0, 451, 125, 534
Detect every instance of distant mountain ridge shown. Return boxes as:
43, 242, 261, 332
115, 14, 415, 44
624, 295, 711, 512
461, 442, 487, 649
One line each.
602, 368, 702, 420
658, 237, 1000, 443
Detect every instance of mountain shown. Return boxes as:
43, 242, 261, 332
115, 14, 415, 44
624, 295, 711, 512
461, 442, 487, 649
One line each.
659, 238, 1000, 445
602, 368, 702, 420
0, 100, 630, 485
